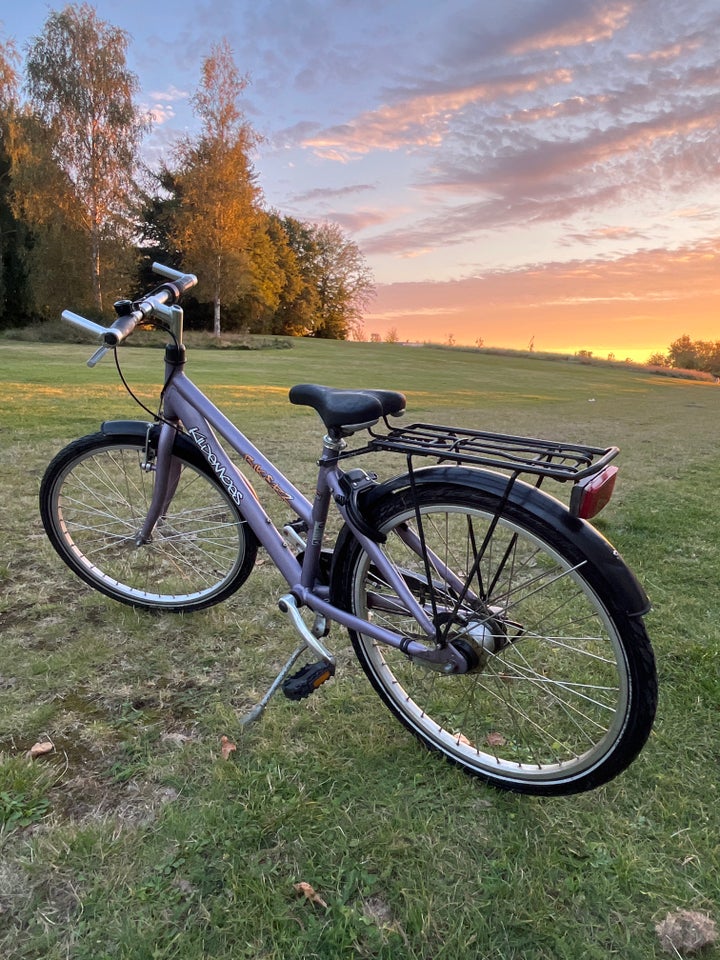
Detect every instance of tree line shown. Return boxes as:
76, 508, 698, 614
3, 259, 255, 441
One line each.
0, 4, 373, 338
648, 336, 720, 375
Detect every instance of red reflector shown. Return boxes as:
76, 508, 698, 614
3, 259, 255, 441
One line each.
571, 466, 618, 520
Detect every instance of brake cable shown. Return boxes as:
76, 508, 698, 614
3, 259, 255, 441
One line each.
112, 322, 179, 425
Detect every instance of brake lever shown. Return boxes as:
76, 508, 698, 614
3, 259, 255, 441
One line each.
87, 345, 111, 368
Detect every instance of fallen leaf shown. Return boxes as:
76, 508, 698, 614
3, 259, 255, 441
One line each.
27, 741, 54, 759
486, 732, 507, 748
220, 735, 236, 760
293, 881, 328, 908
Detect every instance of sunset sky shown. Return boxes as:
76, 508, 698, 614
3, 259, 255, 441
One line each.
3, 1, 720, 359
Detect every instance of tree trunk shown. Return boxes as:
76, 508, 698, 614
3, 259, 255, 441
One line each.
213, 291, 221, 337
91, 225, 103, 312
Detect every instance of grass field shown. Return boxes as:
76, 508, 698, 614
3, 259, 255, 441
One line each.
1, 334, 719, 959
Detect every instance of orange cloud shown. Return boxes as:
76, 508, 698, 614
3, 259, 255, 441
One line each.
628, 39, 702, 62
506, 94, 610, 124
367, 240, 720, 357
303, 70, 573, 159
510, 2, 632, 54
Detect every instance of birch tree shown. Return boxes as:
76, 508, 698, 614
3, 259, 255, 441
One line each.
309, 222, 374, 339
170, 40, 261, 336
24, 3, 145, 312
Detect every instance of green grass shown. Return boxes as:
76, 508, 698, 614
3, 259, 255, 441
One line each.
1, 335, 719, 959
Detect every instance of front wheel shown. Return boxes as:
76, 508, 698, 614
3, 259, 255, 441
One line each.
40, 432, 258, 612
332, 483, 657, 796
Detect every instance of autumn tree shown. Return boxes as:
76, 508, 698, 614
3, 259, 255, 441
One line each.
269, 215, 320, 336
666, 334, 698, 369
309, 221, 374, 339
0, 35, 31, 326
22, 3, 146, 313
0, 36, 17, 103
232, 213, 290, 331
648, 336, 720, 374
169, 40, 261, 336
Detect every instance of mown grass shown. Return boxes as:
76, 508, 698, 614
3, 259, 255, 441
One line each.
1, 334, 719, 959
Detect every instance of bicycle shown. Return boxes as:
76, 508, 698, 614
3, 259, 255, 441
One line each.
39, 264, 657, 796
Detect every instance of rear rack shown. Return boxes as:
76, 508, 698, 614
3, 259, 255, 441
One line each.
352, 422, 618, 482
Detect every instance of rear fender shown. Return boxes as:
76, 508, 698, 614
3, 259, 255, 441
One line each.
358, 464, 650, 618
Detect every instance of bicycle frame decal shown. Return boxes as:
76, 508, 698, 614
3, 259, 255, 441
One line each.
243, 453, 294, 503
186, 426, 244, 505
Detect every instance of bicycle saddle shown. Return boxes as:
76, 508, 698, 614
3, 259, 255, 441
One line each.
289, 383, 406, 433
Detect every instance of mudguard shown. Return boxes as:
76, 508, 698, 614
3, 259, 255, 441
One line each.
356, 464, 650, 618
100, 419, 204, 466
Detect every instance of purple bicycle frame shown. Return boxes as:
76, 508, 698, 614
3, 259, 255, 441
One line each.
136, 362, 457, 663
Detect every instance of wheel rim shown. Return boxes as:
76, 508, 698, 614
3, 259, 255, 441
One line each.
352, 503, 631, 786
51, 444, 246, 606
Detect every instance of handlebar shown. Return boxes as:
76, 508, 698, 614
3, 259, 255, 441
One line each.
151, 262, 198, 296
60, 263, 197, 366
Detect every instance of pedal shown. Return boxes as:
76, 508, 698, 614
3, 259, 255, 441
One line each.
282, 660, 336, 701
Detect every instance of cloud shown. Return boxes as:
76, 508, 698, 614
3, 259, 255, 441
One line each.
508, 1, 632, 54
142, 84, 188, 127
148, 84, 188, 103
505, 93, 611, 124
359, 90, 720, 257
369, 238, 720, 351
302, 69, 573, 159
146, 103, 176, 125
670, 204, 720, 223
562, 225, 650, 246
277, 1, 720, 267
628, 38, 702, 62
325, 208, 407, 233
291, 183, 376, 203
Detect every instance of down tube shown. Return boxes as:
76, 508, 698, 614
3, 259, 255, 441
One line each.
169, 375, 310, 511
163, 380, 310, 586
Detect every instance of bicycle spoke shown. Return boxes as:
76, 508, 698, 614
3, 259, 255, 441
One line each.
43, 439, 254, 609
344, 490, 642, 791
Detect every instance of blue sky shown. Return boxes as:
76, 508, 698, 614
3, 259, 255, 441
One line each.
3, 1, 720, 357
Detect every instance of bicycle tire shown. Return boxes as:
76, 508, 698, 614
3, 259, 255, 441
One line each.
40, 432, 258, 612
331, 481, 657, 796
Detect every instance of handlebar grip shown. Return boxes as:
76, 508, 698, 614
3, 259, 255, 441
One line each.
106, 311, 143, 346
61, 310, 108, 338
61, 308, 141, 348
151, 262, 197, 296
62, 264, 198, 363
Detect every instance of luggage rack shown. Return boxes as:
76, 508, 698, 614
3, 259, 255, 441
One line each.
353, 421, 619, 483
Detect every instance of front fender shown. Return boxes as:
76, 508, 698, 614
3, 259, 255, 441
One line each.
100, 419, 205, 467
360, 464, 650, 617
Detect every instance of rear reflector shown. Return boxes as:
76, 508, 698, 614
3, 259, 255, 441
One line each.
570, 466, 618, 520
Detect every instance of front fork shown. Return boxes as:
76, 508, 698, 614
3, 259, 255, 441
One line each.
134, 421, 182, 545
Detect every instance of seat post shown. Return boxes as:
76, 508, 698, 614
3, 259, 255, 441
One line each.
297, 433, 344, 592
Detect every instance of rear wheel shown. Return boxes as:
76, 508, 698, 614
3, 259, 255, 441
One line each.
333, 482, 656, 795
40, 433, 257, 611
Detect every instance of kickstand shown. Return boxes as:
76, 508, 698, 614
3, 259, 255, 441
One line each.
238, 643, 308, 726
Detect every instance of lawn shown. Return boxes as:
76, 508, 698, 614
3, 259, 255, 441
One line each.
1, 334, 719, 959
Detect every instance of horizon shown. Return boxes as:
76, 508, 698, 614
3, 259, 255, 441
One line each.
2, 1, 719, 357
